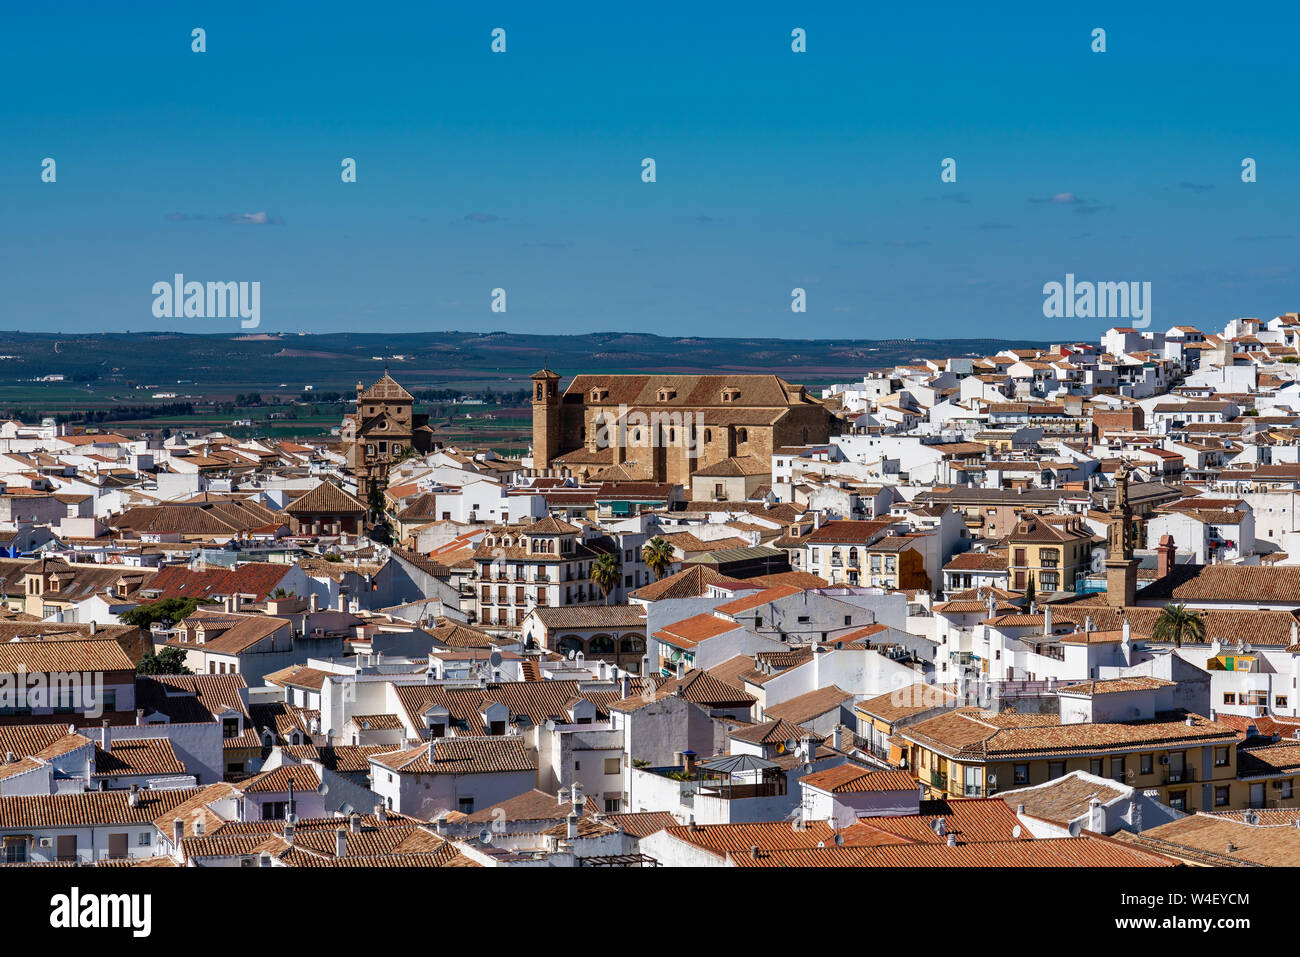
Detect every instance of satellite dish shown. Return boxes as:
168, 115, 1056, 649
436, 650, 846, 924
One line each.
489, 651, 503, 669
1012, 824, 1022, 839
1068, 820, 1082, 837
544, 719, 556, 732
567, 650, 576, 660
1242, 643, 1252, 654
478, 829, 491, 843
317, 781, 329, 796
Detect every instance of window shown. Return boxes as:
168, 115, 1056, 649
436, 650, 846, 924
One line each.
1140, 753, 1153, 775
1168, 790, 1188, 812
1214, 747, 1230, 767
138, 832, 151, 846
222, 717, 239, 739
1214, 786, 1230, 807
1283, 781, 1294, 799
1048, 761, 1065, 780
1089, 758, 1103, 776
2, 839, 27, 863
604, 757, 620, 775
1013, 763, 1028, 785
1223, 692, 1237, 705
458, 797, 474, 814
1278, 696, 1290, 709
604, 797, 621, 813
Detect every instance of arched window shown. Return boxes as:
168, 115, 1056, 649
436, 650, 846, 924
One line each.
588, 634, 615, 655
737, 428, 748, 443
557, 636, 585, 657
620, 635, 646, 655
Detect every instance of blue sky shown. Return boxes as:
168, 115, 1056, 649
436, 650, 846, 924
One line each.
2, 1, 1298, 339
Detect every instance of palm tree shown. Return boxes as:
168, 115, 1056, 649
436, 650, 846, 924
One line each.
1152, 602, 1206, 648
591, 553, 622, 604
641, 536, 676, 581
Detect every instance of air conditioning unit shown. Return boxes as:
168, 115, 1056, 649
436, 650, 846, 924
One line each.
38, 838, 52, 848
1159, 755, 1170, 765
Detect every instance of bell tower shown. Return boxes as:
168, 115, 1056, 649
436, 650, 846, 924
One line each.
531, 368, 561, 470
1105, 463, 1138, 607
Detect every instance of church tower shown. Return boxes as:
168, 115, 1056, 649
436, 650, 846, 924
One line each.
1104, 463, 1138, 607
531, 368, 561, 470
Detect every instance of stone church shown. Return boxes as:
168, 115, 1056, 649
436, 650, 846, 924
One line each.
342, 372, 435, 501
530, 369, 841, 487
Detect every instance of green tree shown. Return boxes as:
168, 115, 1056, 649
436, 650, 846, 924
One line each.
136, 646, 193, 675
1024, 573, 1036, 607
591, 553, 622, 605
641, 536, 676, 581
1152, 602, 1206, 648
120, 597, 215, 629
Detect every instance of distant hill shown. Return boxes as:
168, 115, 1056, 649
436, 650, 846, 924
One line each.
0, 330, 1047, 391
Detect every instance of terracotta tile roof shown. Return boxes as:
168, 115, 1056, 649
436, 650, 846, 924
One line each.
465, 788, 601, 824
800, 765, 916, 794
855, 683, 962, 724
236, 763, 323, 794
733, 835, 1176, 867
1118, 812, 1300, 866
999, 773, 1127, 826
714, 584, 805, 615
285, 481, 366, 515
370, 736, 536, 775
529, 606, 647, 629
728, 717, 819, 746
802, 520, 894, 545
0, 637, 135, 675
903, 708, 1238, 760
630, 565, 748, 601
0, 787, 201, 828
142, 562, 294, 602
762, 685, 854, 725
93, 737, 187, 778
1058, 676, 1174, 695
653, 613, 741, 650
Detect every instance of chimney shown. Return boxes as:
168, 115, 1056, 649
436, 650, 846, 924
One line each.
375, 803, 387, 823
136, 709, 145, 727
128, 784, 140, 807
194, 819, 205, 836
283, 816, 295, 844
620, 674, 631, 699
309, 592, 319, 613
1043, 603, 1052, 635
172, 818, 184, 846
101, 719, 110, 752
800, 735, 815, 761
349, 812, 361, 834
946, 832, 957, 847
435, 815, 448, 836
566, 813, 579, 840
1016, 803, 1026, 815
831, 725, 844, 752
336, 589, 347, 613
335, 828, 347, 858
1157, 534, 1176, 579
676, 659, 685, 680
1122, 618, 1132, 645
89, 620, 97, 635
749, 845, 761, 860
558, 786, 570, 806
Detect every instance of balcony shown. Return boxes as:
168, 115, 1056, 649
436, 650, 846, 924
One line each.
1163, 768, 1196, 786
928, 770, 948, 791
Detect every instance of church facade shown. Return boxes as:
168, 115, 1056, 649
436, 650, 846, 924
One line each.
530, 369, 841, 486
342, 373, 435, 502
